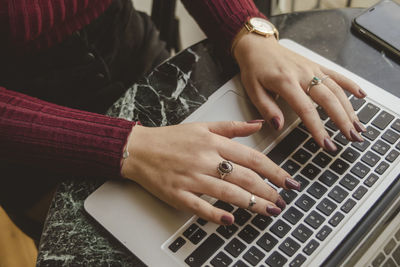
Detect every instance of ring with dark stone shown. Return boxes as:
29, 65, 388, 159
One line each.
217, 160, 233, 180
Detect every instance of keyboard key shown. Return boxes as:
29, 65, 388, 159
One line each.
334, 132, 349, 146
317, 105, 328, 120
358, 103, 380, 124
352, 139, 371, 152
184, 224, 199, 239
282, 159, 301, 175
304, 138, 320, 153
303, 239, 319, 256
270, 219, 291, 238
292, 223, 313, 243
383, 258, 397, 267
329, 186, 349, 203
211, 251, 233, 267
339, 174, 360, 191
393, 245, 400, 265
372, 111, 394, 130
330, 158, 350, 175
341, 198, 357, 213
238, 225, 260, 244
294, 175, 310, 192
312, 152, 332, 168
265, 251, 287, 267
280, 190, 298, 204
372, 252, 385, 267
316, 225, 332, 241
391, 119, 400, 132
169, 237, 186, 252
382, 129, 400, 144
279, 237, 301, 257
197, 218, 207, 226
214, 200, 234, 212
350, 162, 370, 178
353, 185, 368, 200
349, 96, 366, 111
305, 210, 325, 229
243, 246, 264, 266
217, 224, 238, 239
396, 228, 400, 241
318, 170, 339, 187
340, 147, 360, 163
326, 119, 338, 132
364, 173, 379, 187
295, 194, 316, 212
362, 126, 380, 141
267, 128, 308, 165
283, 206, 304, 225
361, 151, 381, 167
384, 238, 396, 255
232, 260, 249, 267
397, 140, 400, 150
185, 233, 224, 267
372, 140, 391, 155
189, 228, 207, 244
292, 148, 312, 164
329, 211, 345, 227
386, 149, 400, 162
375, 161, 390, 175
251, 214, 272, 231
233, 208, 252, 226
307, 182, 328, 199
317, 198, 337, 216
325, 142, 342, 157
225, 238, 246, 258
289, 254, 306, 267
257, 233, 278, 252
301, 163, 321, 179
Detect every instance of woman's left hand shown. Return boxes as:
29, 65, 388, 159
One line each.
233, 34, 367, 151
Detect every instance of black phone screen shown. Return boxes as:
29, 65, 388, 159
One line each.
354, 0, 400, 53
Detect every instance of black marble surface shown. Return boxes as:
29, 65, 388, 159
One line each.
37, 8, 400, 266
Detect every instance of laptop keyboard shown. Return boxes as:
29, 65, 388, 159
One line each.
164, 96, 400, 267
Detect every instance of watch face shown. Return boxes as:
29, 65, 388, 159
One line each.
249, 18, 274, 33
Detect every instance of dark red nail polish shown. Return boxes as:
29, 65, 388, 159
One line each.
221, 215, 233, 225
359, 89, 367, 98
270, 116, 280, 130
285, 178, 301, 191
353, 120, 366, 132
350, 129, 364, 142
275, 197, 286, 210
247, 119, 265, 124
324, 138, 337, 152
266, 206, 281, 216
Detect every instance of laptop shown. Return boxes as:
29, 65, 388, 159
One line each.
84, 39, 400, 267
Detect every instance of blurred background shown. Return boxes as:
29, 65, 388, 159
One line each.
0, 0, 380, 266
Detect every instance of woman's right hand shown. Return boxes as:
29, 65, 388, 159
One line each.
121, 121, 300, 225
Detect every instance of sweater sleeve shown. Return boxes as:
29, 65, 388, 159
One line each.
180, 0, 267, 53
0, 86, 135, 179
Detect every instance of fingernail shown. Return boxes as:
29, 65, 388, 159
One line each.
324, 137, 337, 152
359, 89, 367, 98
221, 215, 233, 225
353, 120, 366, 132
285, 177, 301, 191
350, 129, 364, 142
247, 119, 265, 124
270, 116, 280, 130
275, 197, 286, 210
266, 206, 282, 216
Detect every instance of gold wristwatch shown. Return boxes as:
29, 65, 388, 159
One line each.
231, 17, 279, 54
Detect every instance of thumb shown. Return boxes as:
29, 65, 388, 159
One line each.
207, 120, 264, 138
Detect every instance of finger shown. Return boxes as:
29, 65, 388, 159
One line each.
321, 67, 367, 98
207, 120, 264, 139
308, 83, 363, 142
193, 174, 282, 217
243, 78, 284, 130
177, 191, 235, 225
279, 81, 336, 151
323, 78, 366, 133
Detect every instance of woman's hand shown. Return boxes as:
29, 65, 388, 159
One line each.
121, 121, 299, 225
234, 34, 367, 151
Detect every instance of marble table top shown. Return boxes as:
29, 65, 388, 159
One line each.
36, 8, 400, 266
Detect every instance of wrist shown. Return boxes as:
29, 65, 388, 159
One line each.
233, 33, 279, 64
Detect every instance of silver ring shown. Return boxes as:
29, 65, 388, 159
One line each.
217, 161, 233, 180
306, 75, 329, 95
248, 194, 256, 209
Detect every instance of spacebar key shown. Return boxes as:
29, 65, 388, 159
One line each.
185, 233, 224, 267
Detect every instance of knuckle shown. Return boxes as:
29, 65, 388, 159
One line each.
300, 102, 316, 116
218, 184, 234, 200
247, 150, 263, 168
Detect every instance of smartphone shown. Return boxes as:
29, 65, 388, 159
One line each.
352, 0, 400, 58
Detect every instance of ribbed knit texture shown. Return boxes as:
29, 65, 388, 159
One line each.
0, 87, 135, 178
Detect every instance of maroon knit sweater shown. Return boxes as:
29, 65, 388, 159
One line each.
0, 0, 266, 178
